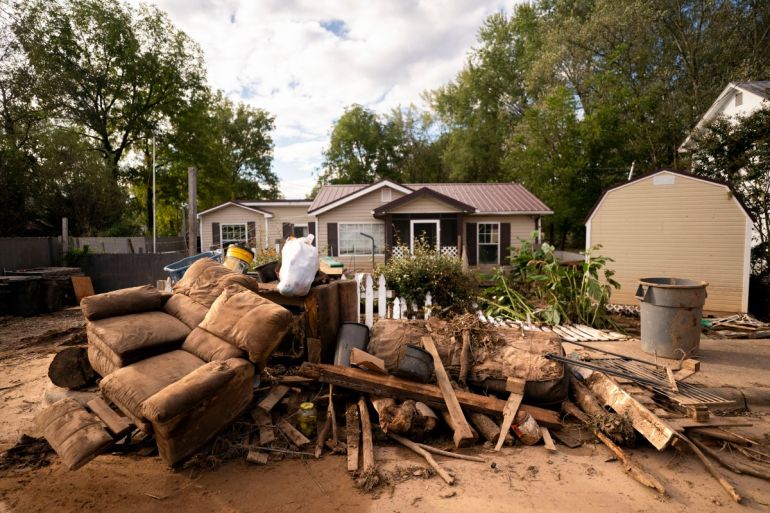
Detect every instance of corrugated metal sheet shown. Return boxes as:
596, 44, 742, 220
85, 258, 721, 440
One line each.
307, 182, 551, 214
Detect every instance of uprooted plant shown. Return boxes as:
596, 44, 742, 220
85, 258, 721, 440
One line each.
480, 238, 620, 328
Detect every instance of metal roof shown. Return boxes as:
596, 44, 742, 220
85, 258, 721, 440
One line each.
308, 182, 552, 214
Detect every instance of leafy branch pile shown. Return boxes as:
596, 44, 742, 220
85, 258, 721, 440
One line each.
375, 238, 477, 316
480, 240, 619, 327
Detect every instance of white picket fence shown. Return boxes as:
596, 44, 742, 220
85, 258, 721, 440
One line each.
341, 273, 433, 328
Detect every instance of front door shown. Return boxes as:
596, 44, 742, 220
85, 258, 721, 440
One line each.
410, 220, 439, 252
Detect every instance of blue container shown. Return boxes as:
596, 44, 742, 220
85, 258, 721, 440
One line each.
163, 250, 222, 283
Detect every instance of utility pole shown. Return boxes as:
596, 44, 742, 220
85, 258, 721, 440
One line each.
187, 167, 197, 256
152, 135, 156, 253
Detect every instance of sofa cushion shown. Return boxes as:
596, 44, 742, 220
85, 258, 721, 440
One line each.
163, 293, 209, 329
87, 344, 119, 377
199, 284, 293, 370
141, 358, 243, 423
81, 285, 162, 321
182, 327, 246, 362
88, 311, 190, 368
173, 259, 259, 308
100, 350, 205, 420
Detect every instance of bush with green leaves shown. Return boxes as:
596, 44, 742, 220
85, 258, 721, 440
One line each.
481, 239, 619, 327
375, 238, 477, 315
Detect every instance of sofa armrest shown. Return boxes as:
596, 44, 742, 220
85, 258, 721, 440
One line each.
140, 358, 252, 424
81, 285, 162, 321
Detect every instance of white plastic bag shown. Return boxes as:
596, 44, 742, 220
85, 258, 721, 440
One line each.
277, 234, 319, 297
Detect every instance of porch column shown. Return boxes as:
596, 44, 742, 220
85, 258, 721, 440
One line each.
384, 214, 393, 263
456, 213, 464, 253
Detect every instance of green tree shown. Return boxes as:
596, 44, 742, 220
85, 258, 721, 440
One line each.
687, 107, 770, 276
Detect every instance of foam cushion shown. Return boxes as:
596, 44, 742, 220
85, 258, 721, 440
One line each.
163, 293, 209, 329
87, 311, 190, 368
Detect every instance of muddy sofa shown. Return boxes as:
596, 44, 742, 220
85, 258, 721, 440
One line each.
82, 260, 293, 465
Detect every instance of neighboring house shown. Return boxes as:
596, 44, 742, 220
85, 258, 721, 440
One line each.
585, 169, 752, 313
198, 180, 552, 270
679, 80, 770, 151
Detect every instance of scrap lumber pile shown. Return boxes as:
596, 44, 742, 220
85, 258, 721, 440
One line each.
702, 314, 770, 339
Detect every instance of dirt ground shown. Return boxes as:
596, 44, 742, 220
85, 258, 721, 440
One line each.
1, 311, 770, 513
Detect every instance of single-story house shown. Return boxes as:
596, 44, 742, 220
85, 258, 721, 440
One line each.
198, 180, 552, 270
585, 169, 752, 313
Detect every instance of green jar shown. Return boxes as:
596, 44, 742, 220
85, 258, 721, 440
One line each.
297, 402, 317, 437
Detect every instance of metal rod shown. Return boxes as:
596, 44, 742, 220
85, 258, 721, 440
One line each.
546, 354, 663, 387
562, 340, 664, 368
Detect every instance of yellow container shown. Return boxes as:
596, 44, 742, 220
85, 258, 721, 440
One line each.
224, 244, 254, 273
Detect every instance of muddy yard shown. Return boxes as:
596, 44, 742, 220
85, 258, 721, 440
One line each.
1, 311, 770, 513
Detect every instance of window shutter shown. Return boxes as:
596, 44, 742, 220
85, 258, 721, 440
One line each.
282, 222, 292, 239
500, 222, 511, 266
327, 222, 338, 257
466, 222, 477, 266
247, 221, 257, 249
308, 222, 316, 246
212, 222, 220, 248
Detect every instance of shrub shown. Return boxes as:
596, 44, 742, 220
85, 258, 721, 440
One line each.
375, 238, 477, 315
480, 239, 619, 327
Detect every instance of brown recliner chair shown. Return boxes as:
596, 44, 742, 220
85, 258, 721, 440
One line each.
83, 259, 293, 465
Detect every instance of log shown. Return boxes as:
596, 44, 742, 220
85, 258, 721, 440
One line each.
358, 396, 375, 473
470, 412, 513, 446
459, 330, 471, 385
690, 437, 770, 482
389, 433, 454, 485
686, 427, 755, 445
345, 402, 360, 472
315, 415, 332, 458
563, 401, 665, 494
569, 373, 633, 446
414, 402, 438, 434
277, 419, 310, 448
87, 398, 132, 438
416, 443, 486, 462
421, 336, 475, 448
48, 346, 98, 390
495, 377, 525, 451
678, 433, 742, 503
350, 348, 387, 375
440, 410, 478, 446
584, 372, 676, 450
328, 384, 338, 447
298, 363, 561, 427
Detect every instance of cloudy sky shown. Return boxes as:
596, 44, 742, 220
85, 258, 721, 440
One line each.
138, 0, 509, 198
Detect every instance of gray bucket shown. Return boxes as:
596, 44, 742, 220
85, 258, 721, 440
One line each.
635, 277, 708, 358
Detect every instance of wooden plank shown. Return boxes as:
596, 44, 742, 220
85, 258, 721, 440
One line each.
585, 373, 677, 451
357, 396, 375, 472
349, 348, 387, 375
421, 335, 475, 448
87, 398, 132, 438
541, 427, 557, 452
345, 402, 360, 472
277, 419, 310, 447
246, 450, 269, 465
665, 367, 679, 392
298, 363, 561, 428
258, 385, 290, 413
364, 274, 374, 328
495, 377, 525, 451
71, 276, 95, 304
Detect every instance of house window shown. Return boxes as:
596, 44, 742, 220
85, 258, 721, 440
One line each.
478, 223, 499, 264
735, 91, 743, 107
221, 223, 247, 248
339, 223, 385, 255
381, 188, 392, 202
293, 224, 309, 238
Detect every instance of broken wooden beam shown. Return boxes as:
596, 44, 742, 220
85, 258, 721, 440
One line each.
389, 433, 454, 485
258, 385, 290, 413
495, 377, 525, 451
87, 398, 132, 439
584, 372, 676, 450
541, 427, 557, 452
277, 419, 310, 448
416, 443, 486, 462
421, 335, 475, 448
345, 401, 360, 472
298, 363, 561, 428
350, 348, 387, 375
358, 396, 375, 473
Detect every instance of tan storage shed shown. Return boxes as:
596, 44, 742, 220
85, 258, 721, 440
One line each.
585, 169, 752, 313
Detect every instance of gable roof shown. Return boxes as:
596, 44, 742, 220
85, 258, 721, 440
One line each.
584, 168, 752, 224
680, 81, 770, 151
197, 201, 273, 218
373, 187, 476, 216
309, 181, 552, 215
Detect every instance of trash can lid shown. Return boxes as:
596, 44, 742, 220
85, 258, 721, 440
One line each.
639, 277, 708, 289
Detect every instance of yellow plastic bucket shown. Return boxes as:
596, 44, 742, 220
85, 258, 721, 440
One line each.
224, 245, 254, 273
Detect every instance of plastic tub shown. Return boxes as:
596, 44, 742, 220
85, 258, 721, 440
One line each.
635, 277, 708, 358
334, 322, 370, 367
163, 250, 222, 283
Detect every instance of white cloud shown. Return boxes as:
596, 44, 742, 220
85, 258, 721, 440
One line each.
132, 0, 510, 197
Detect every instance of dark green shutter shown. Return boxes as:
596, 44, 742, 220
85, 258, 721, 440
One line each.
212, 222, 220, 248
466, 222, 477, 266
308, 222, 316, 245
282, 222, 292, 239
327, 222, 338, 256
500, 222, 511, 265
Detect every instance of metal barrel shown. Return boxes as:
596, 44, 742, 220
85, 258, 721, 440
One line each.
635, 277, 708, 358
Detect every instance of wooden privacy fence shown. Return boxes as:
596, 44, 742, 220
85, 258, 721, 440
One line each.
342, 273, 433, 328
